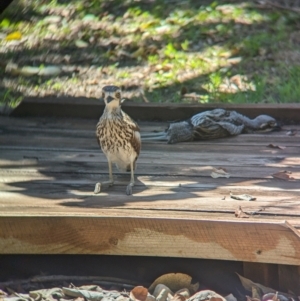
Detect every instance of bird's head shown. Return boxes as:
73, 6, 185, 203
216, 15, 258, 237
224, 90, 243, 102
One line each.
254, 115, 281, 132
102, 85, 124, 109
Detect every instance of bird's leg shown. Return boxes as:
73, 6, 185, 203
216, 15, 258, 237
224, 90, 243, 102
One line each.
94, 160, 114, 194
126, 161, 135, 195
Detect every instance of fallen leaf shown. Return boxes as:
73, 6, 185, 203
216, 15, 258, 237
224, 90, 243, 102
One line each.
224, 294, 237, 301
43, 15, 62, 24
19, 66, 40, 76
152, 284, 172, 301
252, 286, 263, 299
171, 294, 186, 301
267, 144, 286, 150
246, 296, 260, 301
237, 274, 278, 295
211, 168, 230, 179
5, 31, 22, 41
148, 273, 198, 294
82, 14, 98, 22
175, 289, 190, 299
139, 88, 149, 103
262, 293, 289, 301
62, 287, 108, 300
272, 171, 294, 181
235, 206, 250, 218
38, 66, 61, 76
272, 293, 279, 301
286, 129, 297, 136
75, 39, 89, 48
188, 290, 226, 301
130, 286, 148, 301
230, 193, 256, 201
180, 86, 188, 96
211, 298, 224, 301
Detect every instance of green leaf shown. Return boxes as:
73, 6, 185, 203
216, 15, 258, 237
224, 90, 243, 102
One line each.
181, 40, 189, 51
0, 18, 10, 28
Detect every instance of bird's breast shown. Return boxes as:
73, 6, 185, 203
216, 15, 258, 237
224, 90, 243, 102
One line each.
96, 116, 136, 155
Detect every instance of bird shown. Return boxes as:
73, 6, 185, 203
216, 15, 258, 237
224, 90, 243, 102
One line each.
94, 85, 141, 195
141, 108, 280, 144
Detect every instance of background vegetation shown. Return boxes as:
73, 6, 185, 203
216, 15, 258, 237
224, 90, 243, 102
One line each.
1, 0, 300, 108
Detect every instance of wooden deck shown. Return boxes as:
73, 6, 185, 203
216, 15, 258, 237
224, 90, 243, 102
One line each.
0, 114, 300, 265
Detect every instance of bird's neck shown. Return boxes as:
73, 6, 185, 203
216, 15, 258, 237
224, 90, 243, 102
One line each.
104, 106, 122, 118
241, 116, 262, 129
234, 112, 257, 129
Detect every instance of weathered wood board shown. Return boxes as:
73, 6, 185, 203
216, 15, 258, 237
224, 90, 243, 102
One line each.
0, 116, 300, 264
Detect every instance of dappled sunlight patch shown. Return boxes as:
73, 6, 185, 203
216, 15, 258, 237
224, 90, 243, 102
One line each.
137, 176, 199, 189
1, 0, 300, 104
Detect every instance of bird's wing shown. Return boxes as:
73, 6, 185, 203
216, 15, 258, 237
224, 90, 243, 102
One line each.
216, 121, 244, 136
131, 131, 141, 157
123, 112, 140, 132
123, 111, 141, 156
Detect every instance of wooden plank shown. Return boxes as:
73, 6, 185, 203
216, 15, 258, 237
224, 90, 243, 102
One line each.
0, 174, 300, 217
243, 262, 279, 289
10, 97, 300, 123
1, 131, 300, 149
1, 161, 300, 179
1, 134, 299, 151
1, 116, 299, 135
278, 265, 300, 294
1, 115, 300, 264
0, 147, 300, 172
0, 215, 299, 265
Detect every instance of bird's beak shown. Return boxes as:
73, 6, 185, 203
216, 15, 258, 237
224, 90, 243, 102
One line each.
106, 96, 114, 103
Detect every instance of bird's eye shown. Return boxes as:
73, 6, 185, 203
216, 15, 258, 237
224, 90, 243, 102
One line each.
115, 92, 121, 99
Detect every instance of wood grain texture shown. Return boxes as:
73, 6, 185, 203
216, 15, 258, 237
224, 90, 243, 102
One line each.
278, 265, 300, 295
0, 116, 300, 263
0, 216, 300, 265
10, 97, 300, 123
243, 262, 279, 289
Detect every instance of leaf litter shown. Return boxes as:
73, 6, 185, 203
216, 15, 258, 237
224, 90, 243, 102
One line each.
3, 0, 300, 107
230, 193, 256, 201
267, 144, 286, 150
234, 206, 250, 218
286, 130, 297, 136
0, 272, 297, 301
272, 171, 295, 181
211, 168, 230, 179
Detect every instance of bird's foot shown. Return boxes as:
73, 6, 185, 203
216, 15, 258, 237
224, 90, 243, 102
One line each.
94, 181, 114, 194
126, 182, 134, 195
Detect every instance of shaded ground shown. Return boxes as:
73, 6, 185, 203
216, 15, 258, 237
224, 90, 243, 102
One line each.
1, 0, 300, 108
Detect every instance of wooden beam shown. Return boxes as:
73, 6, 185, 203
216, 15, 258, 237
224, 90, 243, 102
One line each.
278, 265, 300, 295
243, 262, 279, 289
0, 216, 300, 265
10, 96, 300, 123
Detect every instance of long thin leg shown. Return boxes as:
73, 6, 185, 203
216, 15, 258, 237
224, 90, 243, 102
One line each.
94, 160, 114, 194
108, 159, 113, 183
126, 160, 135, 195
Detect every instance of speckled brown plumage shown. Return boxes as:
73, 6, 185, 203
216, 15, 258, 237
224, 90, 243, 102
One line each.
94, 85, 141, 195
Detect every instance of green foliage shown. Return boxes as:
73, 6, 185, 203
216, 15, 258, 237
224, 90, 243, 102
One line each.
0, 0, 299, 105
